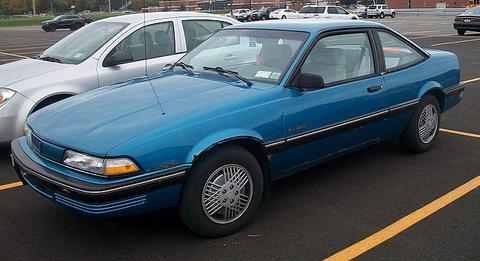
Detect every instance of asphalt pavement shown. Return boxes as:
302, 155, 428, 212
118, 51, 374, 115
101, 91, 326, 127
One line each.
0, 15, 478, 261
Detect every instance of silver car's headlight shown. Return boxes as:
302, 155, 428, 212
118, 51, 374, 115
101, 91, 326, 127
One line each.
0, 88, 15, 107
63, 150, 139, 176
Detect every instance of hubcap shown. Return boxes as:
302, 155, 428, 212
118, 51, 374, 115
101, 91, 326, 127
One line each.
418, 104, 438, 144
202, 164, 253, 224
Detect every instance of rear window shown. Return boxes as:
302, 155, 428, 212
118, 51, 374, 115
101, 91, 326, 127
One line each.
368, 6, 376, 9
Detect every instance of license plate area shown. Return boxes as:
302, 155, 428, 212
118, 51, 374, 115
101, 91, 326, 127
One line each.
464, 19, 471, 23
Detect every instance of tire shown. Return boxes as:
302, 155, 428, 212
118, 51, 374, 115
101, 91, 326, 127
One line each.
400, 94, 441, 153
457, 29, 466, 36
48, 25, 56, 32
178, 145, 264, 237
363, 14, 367, 18
380, 12, 385, 18
281, 15, 286, 19
391, 12, 395, 18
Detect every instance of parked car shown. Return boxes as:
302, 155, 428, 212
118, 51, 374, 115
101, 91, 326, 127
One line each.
367, 5, 396, 18
231, 9, 252, 22
453, 6, 480, 35
251, 7, 277, 20
0, 12, 237, 144
12, 19, 464, 237
354, 5, 368, 18
41, 15, 85, 32
298, 5, 359, 20
269, 8, 299, 19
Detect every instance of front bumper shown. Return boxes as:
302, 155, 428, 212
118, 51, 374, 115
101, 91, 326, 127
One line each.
11, 137, 187, 217
453, 22, 480, 31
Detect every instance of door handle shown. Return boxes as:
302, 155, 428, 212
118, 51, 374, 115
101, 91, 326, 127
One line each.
367, 85, 383, 93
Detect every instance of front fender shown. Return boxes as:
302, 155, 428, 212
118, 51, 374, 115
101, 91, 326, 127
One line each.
186, 128, 264, 163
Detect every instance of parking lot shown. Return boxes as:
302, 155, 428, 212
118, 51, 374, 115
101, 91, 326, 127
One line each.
0, 14, 479, 260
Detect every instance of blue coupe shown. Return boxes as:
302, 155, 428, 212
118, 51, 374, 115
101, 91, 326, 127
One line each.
11, 20, 464, 237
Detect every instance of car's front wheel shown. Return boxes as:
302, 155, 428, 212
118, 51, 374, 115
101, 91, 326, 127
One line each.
457, 29, 466, 35
380, 12, 385, 18
281, 15, 286, 19
178, 145, 264, 237
400, 94, 440, 153
48, 25, 56, 32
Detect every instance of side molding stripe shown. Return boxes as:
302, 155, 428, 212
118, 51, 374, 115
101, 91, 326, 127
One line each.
264, 98, 420, 150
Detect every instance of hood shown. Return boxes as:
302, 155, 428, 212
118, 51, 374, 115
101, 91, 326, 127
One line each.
0, 59, 67, 88
27, 72, 269, 156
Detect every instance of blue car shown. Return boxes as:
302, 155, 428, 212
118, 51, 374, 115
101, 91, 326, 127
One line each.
11, 20, 464, 237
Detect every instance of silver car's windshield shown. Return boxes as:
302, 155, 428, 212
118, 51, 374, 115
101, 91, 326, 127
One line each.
179, 29, 309, 84
39, 22, 128, 64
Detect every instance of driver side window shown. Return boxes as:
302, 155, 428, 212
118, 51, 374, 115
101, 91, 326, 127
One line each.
106, 21, 175, 64
300, 32, 374, 85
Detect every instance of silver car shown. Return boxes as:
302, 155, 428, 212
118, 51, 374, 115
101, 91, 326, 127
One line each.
0, 12, 238, 143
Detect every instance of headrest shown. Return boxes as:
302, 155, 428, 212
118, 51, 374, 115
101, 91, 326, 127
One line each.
309, 46, 345, 65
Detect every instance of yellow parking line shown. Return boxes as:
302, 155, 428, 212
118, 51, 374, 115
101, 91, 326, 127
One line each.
324, 175, 480, 261
463, 77, 480, 85
0, 181, 23, 191
0, 51, 29, 59
440, 128, 480, 139
430, 38, 480, 47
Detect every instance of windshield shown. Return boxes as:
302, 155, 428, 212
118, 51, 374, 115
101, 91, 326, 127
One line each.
40, 22, 128, 64
53, 15, 62, 20
179, 29, 309, 84
464, 7, 480, 15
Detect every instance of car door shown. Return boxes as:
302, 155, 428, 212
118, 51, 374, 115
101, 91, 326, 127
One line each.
97, 22, 148, 86
144, 19, 184, 75
315, 7, 328, 18
326, 7, 338, 18
282, 30, 388, 172
336, 7, 352, 19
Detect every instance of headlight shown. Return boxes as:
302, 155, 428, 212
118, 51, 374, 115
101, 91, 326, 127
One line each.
63, 150, 139, 176
0, 88, 15, 107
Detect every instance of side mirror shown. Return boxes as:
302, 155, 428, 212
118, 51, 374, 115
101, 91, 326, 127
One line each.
292, 73, 325, 91
103, 50, 133, 67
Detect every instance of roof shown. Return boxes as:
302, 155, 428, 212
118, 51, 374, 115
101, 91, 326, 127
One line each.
229, 19, 386, 34
100, 11, 233, 25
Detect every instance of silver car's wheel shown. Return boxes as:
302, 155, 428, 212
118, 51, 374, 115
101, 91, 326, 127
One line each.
202, 164, 253, 224
417, 104, 438, 144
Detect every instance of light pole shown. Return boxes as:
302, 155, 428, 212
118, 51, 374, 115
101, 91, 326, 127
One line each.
32, 0, 36, 15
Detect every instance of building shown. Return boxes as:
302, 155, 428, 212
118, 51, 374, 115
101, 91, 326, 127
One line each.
384, 0, 473, 8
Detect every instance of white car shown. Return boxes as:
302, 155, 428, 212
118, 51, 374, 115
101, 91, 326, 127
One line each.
367, 5, 396, 18
269, 9, 299, 19
298, 5, 359, 20
231, 9, 252, 22
0, 12, 238, 143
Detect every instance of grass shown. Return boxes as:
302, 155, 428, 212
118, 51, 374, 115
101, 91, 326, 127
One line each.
0, 13, 124, 28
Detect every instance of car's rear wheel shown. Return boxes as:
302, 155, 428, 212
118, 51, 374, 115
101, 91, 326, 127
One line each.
380, 12, 385, 18
391, 12, 396, 18
178, 145, 264, 237
457, 29, 466, 36
281, 15, 286, 19
400, 94, 440, 153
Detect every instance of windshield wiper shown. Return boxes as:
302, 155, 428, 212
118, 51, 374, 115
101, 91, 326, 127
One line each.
173, 61, 194, 75
35, 56, 63, 63
203, 66, 252, 87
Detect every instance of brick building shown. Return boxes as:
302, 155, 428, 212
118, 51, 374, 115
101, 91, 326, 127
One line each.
384, 0, 473, 8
